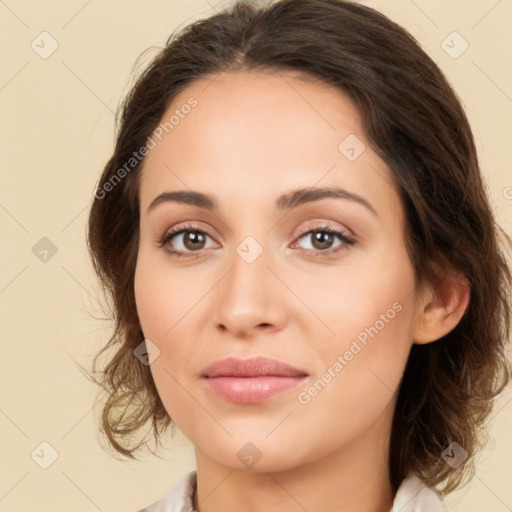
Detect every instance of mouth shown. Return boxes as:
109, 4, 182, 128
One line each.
200, 356, 309, 404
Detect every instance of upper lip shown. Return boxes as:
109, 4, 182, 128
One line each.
201, 357, 309, 378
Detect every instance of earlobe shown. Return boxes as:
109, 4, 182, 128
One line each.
413, 269, 471, 345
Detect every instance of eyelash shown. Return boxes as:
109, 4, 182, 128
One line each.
155, 222, 357, 259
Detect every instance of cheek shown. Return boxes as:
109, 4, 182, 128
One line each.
134, 256, 196, 422
134, 250, 208, 397
287, 242, 416, 349
134, 251, 201, 340
291, 243, 416, 405
293, 280, 414, 446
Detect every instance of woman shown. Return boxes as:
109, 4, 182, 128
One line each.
86, 0, 512, 510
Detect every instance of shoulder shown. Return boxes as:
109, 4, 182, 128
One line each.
392, 473, 449, 512
136, 470, 197, 512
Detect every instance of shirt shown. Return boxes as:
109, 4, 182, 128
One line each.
137, 470, 449, 511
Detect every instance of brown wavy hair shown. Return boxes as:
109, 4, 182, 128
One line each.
85, 0, 512, 495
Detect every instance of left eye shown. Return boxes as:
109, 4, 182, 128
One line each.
293, 227, 355, 252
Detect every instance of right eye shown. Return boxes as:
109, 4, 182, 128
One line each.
156, 223, 218, 258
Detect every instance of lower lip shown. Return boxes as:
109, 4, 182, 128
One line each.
203, 376, 308, 404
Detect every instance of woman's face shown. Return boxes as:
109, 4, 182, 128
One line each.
134, 70, 421, 472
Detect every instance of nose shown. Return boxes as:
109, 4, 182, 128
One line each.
212, 243, 287, 338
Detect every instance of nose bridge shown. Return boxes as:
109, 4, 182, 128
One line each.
213, 231, 283, 333
229, 233, 272, 305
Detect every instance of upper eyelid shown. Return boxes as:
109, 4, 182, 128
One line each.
163, 221, 348, 236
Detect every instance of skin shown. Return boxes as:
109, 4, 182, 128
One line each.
134, 69, 470, 512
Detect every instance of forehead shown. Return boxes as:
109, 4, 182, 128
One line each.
138, 69, 398, 221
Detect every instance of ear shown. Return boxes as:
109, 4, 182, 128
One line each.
413, 266, 470, 345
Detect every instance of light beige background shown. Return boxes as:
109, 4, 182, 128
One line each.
1, 0, 511, 511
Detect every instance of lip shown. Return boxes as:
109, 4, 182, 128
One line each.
201, 356, 308, 378
201, 357, 309, 404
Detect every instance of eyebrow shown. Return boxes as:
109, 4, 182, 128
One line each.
147, 186, 378, 217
